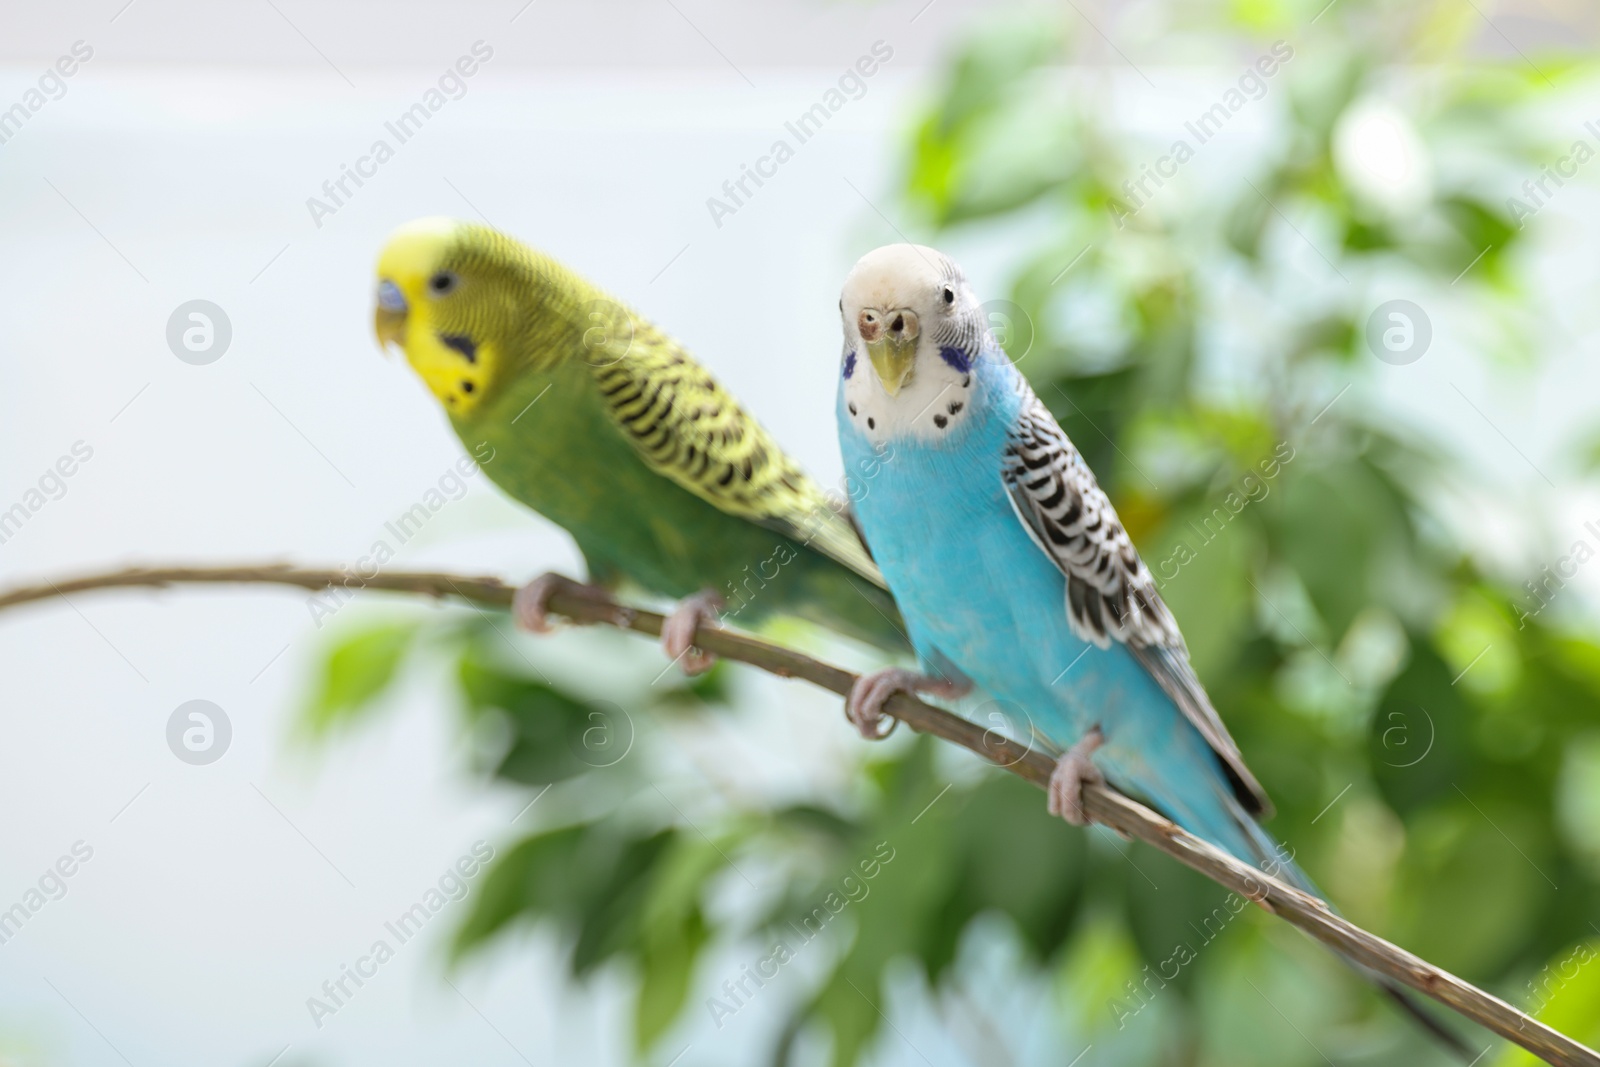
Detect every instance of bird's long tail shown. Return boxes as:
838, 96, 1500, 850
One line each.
1181, 791, 1474, 1061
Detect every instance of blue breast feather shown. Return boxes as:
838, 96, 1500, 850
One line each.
836, 348, 1276, 866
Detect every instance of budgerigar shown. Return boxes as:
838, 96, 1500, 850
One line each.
373, 218, 905, 668
832, 244, 1464, 1051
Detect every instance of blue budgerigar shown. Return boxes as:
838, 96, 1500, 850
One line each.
831, 244, 1464, 1051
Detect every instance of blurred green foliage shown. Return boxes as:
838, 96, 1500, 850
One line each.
304, 3, 1600, 1063
298, 621, 420, 738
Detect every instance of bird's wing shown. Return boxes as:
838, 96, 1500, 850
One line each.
584, 320, 887, 586
1001, 387, 1271, 816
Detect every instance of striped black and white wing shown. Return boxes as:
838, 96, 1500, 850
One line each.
1001, 389, 1271, 816
1001, 392, 1178, 650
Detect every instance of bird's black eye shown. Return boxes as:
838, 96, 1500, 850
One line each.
942, 286, 955, 306
429, 271, 459, 295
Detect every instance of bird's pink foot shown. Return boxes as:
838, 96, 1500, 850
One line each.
661, 588, 725, 676
845, 668, 972, 741
1047, 725, 1106, 826
512, 572, 610, 634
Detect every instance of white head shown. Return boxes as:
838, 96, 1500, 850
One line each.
838, 244, 988, 444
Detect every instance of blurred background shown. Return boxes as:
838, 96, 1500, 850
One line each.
3, 0, 1600, 1064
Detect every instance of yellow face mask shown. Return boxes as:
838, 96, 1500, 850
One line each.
374, 217, 497, 416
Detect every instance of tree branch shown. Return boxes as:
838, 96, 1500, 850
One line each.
1, 563, 1594, 1067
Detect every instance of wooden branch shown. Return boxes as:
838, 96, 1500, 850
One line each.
1, 563, 1594, 1067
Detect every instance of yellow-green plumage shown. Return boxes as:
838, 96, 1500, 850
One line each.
375, 218, 905, 651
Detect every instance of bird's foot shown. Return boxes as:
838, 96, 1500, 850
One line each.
512, 572, 611, 634
661, 588, 726, 676
1047, 726, 1106, 827
845, 669, 972, 741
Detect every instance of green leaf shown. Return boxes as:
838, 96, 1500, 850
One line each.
571, 829, 680, 975
299, 620, 420, 736
460, 656, 633, 786
636, 900, 710, 1050
626, 831, 727, 1049
452, 826, 589, 958
635, 831, 727, 1041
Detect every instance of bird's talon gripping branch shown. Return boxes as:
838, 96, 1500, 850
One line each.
513, 572, 609, 634
661, 588, 725, 676
1047, 725, 1106, 827
845, 668, 971, 741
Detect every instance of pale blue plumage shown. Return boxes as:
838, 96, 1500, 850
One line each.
838, 343, 1282, 871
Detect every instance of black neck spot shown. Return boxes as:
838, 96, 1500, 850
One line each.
440, 333, 478, 363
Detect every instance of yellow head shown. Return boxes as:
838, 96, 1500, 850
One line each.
374, 217, 568, 416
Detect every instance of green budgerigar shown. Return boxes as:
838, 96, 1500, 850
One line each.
374, 218, 905, 670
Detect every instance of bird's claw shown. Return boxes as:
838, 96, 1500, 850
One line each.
661, 589, 725, 676
1048, 725, 1106, 827
846, 669, 910, 740
512, 572, 608, 634
844, 668, 970, 741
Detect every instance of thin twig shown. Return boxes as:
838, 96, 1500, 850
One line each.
0, 563, 1594, 1067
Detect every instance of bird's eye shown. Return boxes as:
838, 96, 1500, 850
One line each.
429, 271, 459, 295
942, 286, 955, 306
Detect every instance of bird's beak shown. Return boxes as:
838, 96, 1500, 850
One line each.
374, 279, 408, 353
860, 307, 919, 397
